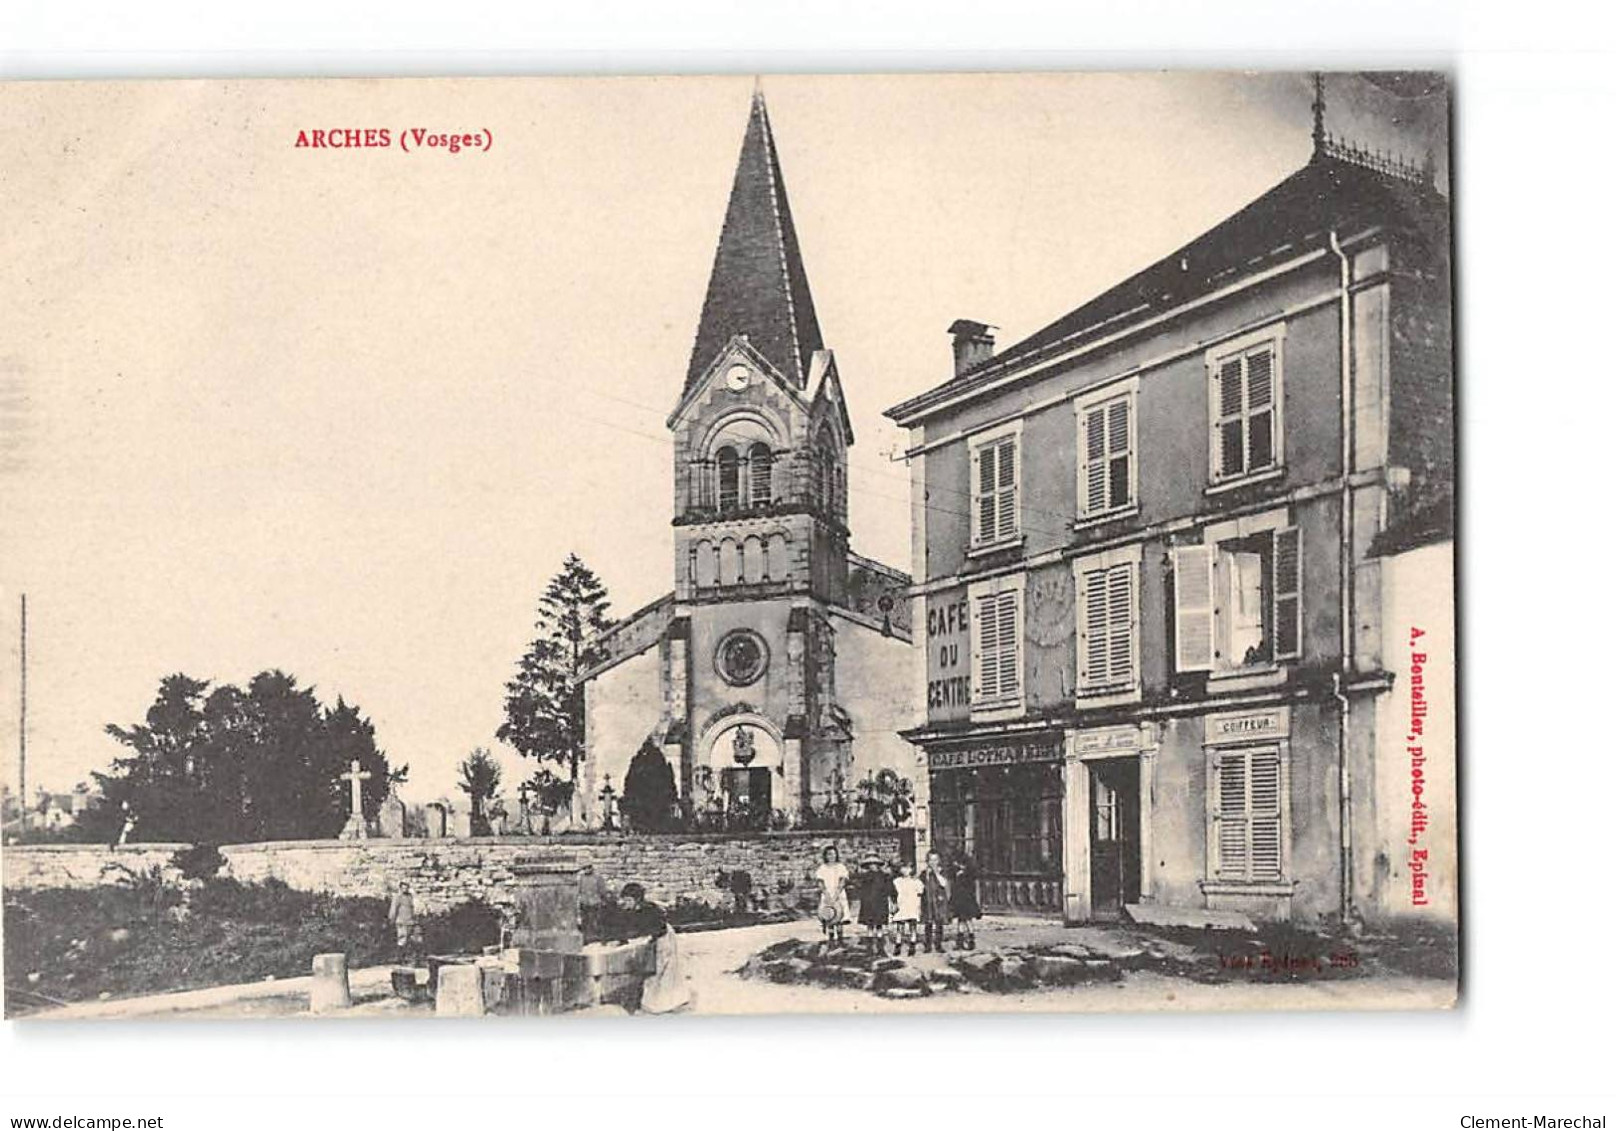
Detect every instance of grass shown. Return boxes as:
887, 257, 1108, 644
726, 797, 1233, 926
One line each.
3, 877, 496, 1017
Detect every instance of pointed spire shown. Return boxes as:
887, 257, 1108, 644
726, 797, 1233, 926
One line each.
684, 86, 824, 393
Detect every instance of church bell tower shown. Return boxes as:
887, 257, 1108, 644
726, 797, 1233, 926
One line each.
660, 88, 858, 824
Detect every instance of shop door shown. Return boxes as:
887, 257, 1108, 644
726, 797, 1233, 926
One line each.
930, 762, 1064, 915
1089, 758, 1140, 920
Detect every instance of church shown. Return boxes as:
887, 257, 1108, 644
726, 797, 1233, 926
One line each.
577, 90, 915, 828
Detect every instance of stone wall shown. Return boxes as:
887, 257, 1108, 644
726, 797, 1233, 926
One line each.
3, 831, 911, 917
1, 843, 191, 891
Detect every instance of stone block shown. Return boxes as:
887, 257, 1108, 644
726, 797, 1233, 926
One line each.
435, 963, 486, 1016
309, 952, 351, 1014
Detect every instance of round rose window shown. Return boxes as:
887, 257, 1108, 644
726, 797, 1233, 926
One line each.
716, 629, 768, 686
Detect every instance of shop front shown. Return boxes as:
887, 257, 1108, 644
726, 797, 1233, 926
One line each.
926, 731, 1065, 915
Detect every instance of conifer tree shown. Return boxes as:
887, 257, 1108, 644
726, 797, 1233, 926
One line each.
498, 555, 614, 814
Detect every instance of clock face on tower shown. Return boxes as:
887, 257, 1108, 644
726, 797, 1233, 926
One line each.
725, 363, 752, 391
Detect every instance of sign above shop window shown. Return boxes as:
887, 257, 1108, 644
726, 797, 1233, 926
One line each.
928, 734, 1063, 770
1072, 724, 1152, 758
1204, 706, 1290, 744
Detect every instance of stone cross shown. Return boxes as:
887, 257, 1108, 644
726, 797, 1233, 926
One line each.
339, 759, 371, 840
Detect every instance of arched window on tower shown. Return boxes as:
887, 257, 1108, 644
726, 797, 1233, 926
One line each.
815, 427, 840, 520
717, 446, 741, 512
748, 443, 773, 507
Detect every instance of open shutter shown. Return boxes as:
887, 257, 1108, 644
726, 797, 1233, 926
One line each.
1273, 526, 1302, 660
1214, 754, 1249, 879
1107, 564, 1135, 688
995, 439, 1018, 541
1249, 748, 1283, 879
1173, 545, 1215, 672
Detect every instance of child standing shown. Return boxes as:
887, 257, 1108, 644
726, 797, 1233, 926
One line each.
919, 849, 951, 953
814, 845, 851, 944
855, 855, 897, 955
949, 853, 981, 950
891, 859, 924, 957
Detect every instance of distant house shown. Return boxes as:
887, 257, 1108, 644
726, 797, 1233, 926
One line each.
885, 107, 1454, 927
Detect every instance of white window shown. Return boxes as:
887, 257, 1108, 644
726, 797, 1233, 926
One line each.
1075, 381, 1137, 518
1173, 522, 1301, 673
969, 423, 1021, 548
968, 574, 1024, 710
1209, 745, 1287, 881
1075, 545, 1140, 696
1208, 331, 1284, 484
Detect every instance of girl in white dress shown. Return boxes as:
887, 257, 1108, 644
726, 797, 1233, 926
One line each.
813, 845, 851, 943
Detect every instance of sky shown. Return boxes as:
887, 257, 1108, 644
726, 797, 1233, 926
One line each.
0, 72, 1447, 805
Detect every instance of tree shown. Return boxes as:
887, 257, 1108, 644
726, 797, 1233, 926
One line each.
621, 736, 677, 833
457, 748, 503, 836
99, 670, 402, 844
497, 555, 613, 816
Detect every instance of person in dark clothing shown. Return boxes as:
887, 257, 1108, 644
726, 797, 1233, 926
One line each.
949, 854, 981, 950
920, 849, 952, 953
608, 881, 668, 942
855, 856, 897, 955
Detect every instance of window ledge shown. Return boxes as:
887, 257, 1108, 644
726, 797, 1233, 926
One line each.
1072, 504, 1139, 533
1200, 880, 1296, 897
968, 535, 1025, 559
970, 699, 1024, 720
1204, 467, 1285, 497
1207, 665, 1288, 692
1074, 687, 1142, 710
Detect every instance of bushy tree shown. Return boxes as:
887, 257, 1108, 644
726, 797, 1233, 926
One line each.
621, 736, 677, 833
98, 670, 402, 844
456, 747, 503, 836
497, 555, 613, 814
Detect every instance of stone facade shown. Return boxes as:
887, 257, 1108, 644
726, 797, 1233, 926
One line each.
2, 831, 910, 917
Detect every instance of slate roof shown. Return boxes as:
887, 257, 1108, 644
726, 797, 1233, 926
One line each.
886, 150, 1450, 425
684, 91, 825, 394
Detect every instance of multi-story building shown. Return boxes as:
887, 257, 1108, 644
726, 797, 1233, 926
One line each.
885, 110, 1455, 926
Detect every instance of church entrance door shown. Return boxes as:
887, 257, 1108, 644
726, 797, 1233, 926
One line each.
721, 767, 772, 822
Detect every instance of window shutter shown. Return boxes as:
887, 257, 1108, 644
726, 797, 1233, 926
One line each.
1273, 526, 1302, 660
1107, 398, 1132, 510
997, 592, 1019, 698
1214, 754, 1249, 879
1078, 567, 1104, 687
974, 592, 998, 700
1173, 545, 1215, 672
1107, 564, 1135, 688
973, 445, 995, 545
1249, 749, 1283, 879
1213, 358, 1244, 478
1080, 407, 1106, 516
996, 440, 1018, 541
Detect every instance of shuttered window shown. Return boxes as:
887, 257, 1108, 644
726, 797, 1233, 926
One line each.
1173, 544, 1216, 672
971, 434, 1019, 547
1176, 526, 1304, 672
972, 588, 1021, 706
1211, 746, 1285, 881
1210, 341, 1281, 482
1079, 391, 1134, 517
1078, 561, 1137, 692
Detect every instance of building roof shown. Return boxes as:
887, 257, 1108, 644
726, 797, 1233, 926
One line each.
684, 90, 825, 395
886, 149, 1450, 426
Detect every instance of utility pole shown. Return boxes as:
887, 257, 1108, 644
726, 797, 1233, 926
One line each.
18, 593, 27, 837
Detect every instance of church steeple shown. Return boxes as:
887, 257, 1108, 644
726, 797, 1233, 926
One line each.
684, 87, 825, 393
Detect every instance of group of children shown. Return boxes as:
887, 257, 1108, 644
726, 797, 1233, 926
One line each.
813, 845, 980, 956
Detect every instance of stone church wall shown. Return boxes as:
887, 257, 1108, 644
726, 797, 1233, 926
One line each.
3, 830, 909, 917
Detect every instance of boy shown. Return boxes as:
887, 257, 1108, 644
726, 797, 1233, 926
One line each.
919, 850, 951, 953
892, 859, 924, 957
855, 855, 897, 956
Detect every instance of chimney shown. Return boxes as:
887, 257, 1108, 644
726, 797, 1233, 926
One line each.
948, 319, 995, 378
